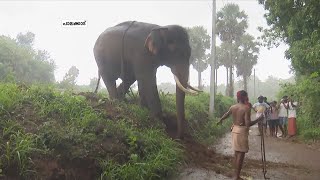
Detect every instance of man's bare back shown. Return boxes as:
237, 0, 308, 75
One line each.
229, 103, 251, 127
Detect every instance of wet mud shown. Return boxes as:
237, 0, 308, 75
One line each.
179, 124, 320, 180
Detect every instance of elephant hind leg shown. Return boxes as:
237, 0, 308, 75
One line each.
105, 80, 118, 99
117, 78, 136, 100
100, 73, 118, 99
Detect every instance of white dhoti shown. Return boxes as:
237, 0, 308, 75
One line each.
232, 125, 249, 153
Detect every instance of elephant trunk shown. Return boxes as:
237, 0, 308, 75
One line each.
173, 67, 201, 139
175, 75, 187, 139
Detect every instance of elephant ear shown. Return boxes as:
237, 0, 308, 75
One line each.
144, 28, 168, 55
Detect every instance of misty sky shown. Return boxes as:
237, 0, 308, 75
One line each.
0, 0, 292, 87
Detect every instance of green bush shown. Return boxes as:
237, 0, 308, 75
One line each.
0, 83, 24, 110
279, 73, 320, 140
160, 92, 234, 144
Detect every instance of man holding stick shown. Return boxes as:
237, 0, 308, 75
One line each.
217, 90, 263, 180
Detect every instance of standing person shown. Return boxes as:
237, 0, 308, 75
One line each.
269, 101, 282, 137
252, 96, 270, 136
264, 97, 271, 135
217, 90, 263, 180
288, 96, 298, 138
278, 96, 289, 137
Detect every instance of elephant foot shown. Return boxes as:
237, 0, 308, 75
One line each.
107, 98, 122, 106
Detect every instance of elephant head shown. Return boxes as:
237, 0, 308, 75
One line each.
144, 25, 202, 138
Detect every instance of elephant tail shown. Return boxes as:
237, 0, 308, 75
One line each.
94, 72, 101, 93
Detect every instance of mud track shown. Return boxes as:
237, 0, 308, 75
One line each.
178, 125, 320, 180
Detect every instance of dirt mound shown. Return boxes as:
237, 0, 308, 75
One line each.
32, 157, 99, 180
160, 112, 234, 177
78, 94, 234, 176
67, 93, 293, 178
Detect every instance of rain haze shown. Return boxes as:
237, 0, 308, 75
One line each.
0, 0, 292, 88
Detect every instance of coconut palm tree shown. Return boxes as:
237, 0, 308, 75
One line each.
187, 26, 211, 90
216, 3, 248, 97
235, 34, 260, 91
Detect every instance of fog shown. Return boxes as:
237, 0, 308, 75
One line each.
0, 0, 292, 87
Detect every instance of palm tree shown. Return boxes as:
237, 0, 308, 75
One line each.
216, 42, 238, 95
216, 3, 248, 97
235, 34, 260, 91
187, 26, 211, 90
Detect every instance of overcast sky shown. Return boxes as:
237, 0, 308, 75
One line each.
0, 0, 292, 87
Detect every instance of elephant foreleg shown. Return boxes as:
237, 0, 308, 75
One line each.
138, 81, 148, 108
137, 76, 162, 118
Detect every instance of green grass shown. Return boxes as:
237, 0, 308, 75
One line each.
99, 127, 183, 180
0, 83, 233, 179
0, 120, 46, 176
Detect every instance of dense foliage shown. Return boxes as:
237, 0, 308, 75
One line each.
259, 0, 320, 139
279, 75, 320, 140
0, 33, 55, 84
259, 0, 320, 76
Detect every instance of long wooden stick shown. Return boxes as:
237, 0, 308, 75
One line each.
260, 122, 269, 179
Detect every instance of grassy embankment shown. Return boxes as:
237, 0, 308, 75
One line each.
0, 83, 233, 179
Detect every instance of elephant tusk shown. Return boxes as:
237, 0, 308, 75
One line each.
187, 84, 203, 92
174, 75, 197, 95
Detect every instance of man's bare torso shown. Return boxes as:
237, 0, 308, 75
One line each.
230, 103, 250, 127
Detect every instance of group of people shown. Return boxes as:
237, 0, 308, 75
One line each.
217, 90, 298, 180
252, 95, 298, 138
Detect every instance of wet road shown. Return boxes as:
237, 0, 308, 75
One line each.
214, 125, 320, 170
179, 124, 320, 180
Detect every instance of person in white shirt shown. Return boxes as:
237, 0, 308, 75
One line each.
288, 96, 298, 137
252, 96, 270, 136
277, 96, 289, 137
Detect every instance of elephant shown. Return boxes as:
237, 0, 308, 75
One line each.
93, 21, 201, 138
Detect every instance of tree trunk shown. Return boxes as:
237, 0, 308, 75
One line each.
215, 68, 218, 95
243, 76, 248, 92
228, 41, 234, 98
228, 65, 234, 97
198, 71, 202, 90
226, 67, 229, 96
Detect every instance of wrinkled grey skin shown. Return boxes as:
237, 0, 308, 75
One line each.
93, 21, 191, 138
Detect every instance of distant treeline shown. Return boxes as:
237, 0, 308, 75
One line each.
158, 75, 295, 102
